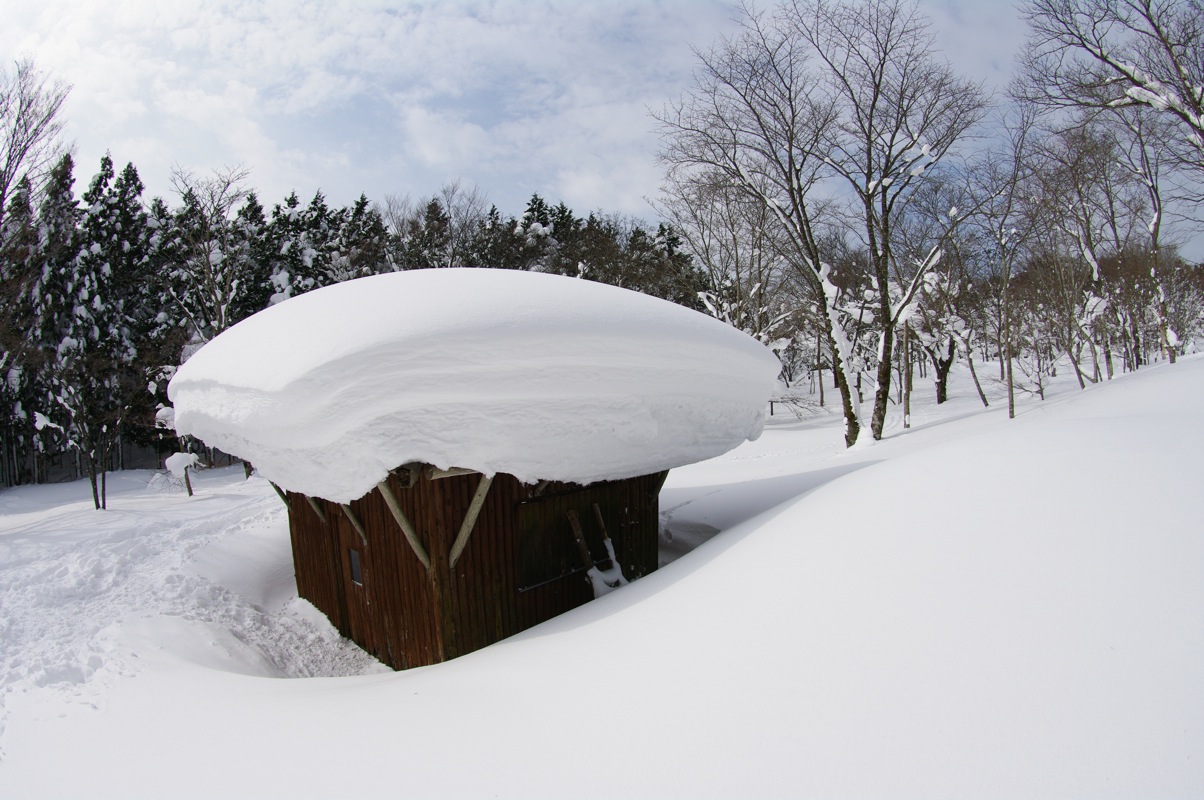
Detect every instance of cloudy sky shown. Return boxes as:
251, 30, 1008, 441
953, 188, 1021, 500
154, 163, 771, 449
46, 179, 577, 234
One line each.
4, 0, 1028, 219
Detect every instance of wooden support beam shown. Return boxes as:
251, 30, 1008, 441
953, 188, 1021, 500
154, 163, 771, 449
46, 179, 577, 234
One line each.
305, 495, 327, 524
592, 502, 615, 565
340, 503, 368, 548
268, 481, 290, 507
448, 474, 493, 569
376, 480, 431, 571
565, 508, 596, 571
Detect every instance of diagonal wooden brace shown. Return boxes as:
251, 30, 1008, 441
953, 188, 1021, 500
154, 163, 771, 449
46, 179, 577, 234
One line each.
449, 474, 494, 569
565, 508, 595, 571
268, 481, 290, 507
376, 480, 431, 571
305, 494, 327, 524
340, 503, 369, 548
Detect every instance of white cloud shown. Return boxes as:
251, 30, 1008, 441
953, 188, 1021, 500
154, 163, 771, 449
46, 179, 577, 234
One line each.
400, 106, 495, 170
0, 0, 1043, 226
926, 0, 1029, 92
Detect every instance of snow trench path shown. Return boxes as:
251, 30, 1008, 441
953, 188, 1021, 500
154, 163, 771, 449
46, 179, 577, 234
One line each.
0, 469, 380, 750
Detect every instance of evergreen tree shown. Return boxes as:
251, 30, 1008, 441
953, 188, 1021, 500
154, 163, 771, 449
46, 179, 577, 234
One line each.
229, 191, 273, 318
0, 177, 39, 485
569, 213, 706, 309
25, 154, 79, 471
265, 192, 305, 304
265, 191, 344, 300
333, 194, 391, 280
0, 176, 36, 351
400, 198, 452, 270
301, 191, 342, 286
466, 205, 527, 270
514, 193, 561, 272
37, 154, 163, 508
565, 212, 623, 280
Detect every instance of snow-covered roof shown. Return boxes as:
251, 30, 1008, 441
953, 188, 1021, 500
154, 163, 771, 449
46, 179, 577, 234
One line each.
168, 268, 781, 503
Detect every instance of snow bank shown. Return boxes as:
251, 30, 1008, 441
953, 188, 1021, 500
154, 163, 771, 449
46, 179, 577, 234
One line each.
163, 452, 199, 478
168, 269, 780, 502
6, 360, 1202, 798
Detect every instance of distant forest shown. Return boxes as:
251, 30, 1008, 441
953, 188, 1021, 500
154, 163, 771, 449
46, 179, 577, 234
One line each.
2, 0, 1204, 504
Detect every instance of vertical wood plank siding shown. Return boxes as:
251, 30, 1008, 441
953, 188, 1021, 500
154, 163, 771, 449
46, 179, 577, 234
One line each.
285, 469, 666, 670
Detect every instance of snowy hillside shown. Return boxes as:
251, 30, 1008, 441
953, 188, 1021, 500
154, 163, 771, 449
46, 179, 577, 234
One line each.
2, 357, 1202, 798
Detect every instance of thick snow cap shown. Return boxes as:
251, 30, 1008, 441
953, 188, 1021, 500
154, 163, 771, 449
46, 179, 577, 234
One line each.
168, 268, 781, 503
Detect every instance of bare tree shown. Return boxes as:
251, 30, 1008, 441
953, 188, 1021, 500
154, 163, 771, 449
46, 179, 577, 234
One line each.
791, 0, 989, 439
383, 181, 489, 269
166, 165, 258, 341
381, 191, 416, 240
658, 0, 988, 445
893, 174, 981, 406
1110, 107, 1183, 361
655, 2, 863, 444
0, 58, 71, 230
438, 179, 490, 267
965, 103, 1042, 419
1030, 115, 1144, 384
1022, 0, 1204, 183
656, 172, 795, 345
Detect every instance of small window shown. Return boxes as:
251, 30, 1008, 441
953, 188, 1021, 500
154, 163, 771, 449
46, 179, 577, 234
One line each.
349, 548, 363, 585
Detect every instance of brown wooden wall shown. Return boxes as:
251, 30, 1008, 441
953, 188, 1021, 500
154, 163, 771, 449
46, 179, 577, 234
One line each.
285, 468, 666, 670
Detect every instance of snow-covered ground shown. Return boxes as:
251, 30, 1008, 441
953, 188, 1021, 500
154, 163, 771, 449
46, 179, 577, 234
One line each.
2, 357, 1202, 798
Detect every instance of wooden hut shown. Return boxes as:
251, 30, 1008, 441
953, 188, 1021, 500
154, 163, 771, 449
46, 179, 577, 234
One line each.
169, 268, 781, 670
282, 463, 667, 669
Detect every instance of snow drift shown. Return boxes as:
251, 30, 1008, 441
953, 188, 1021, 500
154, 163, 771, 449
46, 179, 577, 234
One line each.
168, 268, 781, 502
2, 358, 1202, 797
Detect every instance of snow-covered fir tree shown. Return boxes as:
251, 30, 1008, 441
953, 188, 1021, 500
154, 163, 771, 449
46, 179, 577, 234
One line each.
465, 205, 528, 271
331, 194, 391, 281
36, 155, 169, 508
0, 177, 41, 484
265, 191, 347, 302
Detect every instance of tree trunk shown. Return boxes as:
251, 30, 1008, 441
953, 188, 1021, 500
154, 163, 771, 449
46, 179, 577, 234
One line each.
927, 339, 956, 405
832, 348, 859, 447
998, 330, 1005, 380
1006, 326, 1016, 419
1156, 289, 1177, 365
821, 307, 860, 446
816, 329, 824, 407
902, 324, 912, 429
965, 344, 989, 408
86, 456, 100, 511
1068, 343, 1087, 390
870, 324, 894, 440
